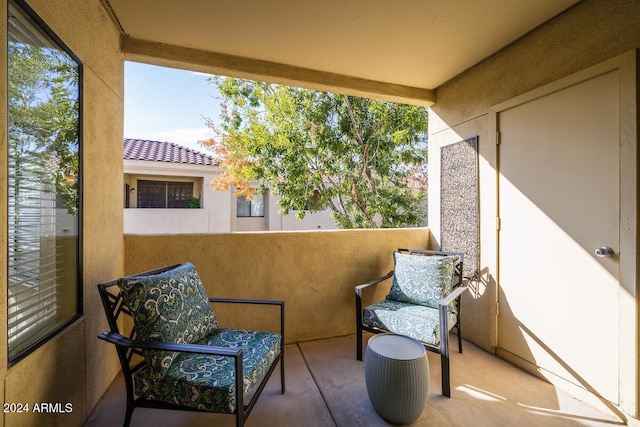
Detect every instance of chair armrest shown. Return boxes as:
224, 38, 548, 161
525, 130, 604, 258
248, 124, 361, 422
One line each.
438, 286, 468, 331
439, 285, 468, 309
355, 271, 394, 333
98, 331, 241, 357
437, 285, 468, 356
355, 271, 393, 298
207, 298, 285, 338
208, 297, 283, 307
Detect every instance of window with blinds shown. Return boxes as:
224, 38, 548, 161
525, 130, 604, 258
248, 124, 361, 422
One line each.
237, 194, 265, 217
7, 0, 82, 363
137, 180, 194, 208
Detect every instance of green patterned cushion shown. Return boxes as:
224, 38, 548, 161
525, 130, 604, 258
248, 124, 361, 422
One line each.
117, 262, 218, 375
387, 252, 459, 309
362, 299, 457, 345
133, 328, 281, 413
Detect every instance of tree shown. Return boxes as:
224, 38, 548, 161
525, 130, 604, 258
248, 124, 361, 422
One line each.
203, 77, 428, 229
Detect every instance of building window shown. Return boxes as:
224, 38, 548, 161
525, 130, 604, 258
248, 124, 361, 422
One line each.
237, 194, 264, 217
7, 0, 82, 363
137, 180, 194, 208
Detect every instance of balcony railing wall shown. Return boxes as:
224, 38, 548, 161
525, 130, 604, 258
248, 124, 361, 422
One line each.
124, 228, 430, 343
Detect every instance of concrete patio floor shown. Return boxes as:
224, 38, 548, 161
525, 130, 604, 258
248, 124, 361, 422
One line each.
84, 334, 626, 427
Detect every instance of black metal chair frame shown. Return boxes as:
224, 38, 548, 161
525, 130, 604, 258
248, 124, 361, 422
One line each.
355, 249, 466, 397
98, 264, 285, 427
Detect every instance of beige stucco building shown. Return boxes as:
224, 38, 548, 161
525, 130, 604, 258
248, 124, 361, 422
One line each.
123, 138, 337, 233
0, 0, 639, 426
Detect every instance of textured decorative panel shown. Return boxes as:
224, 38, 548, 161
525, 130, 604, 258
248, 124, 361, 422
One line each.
440, 136, 479, 279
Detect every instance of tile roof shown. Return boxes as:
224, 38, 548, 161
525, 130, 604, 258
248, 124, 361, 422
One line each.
124, 138, 218, 166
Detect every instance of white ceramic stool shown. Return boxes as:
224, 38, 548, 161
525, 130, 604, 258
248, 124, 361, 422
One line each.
364, 333, 430, 424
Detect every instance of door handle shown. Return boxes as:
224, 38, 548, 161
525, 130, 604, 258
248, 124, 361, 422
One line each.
595, 246, 614, 258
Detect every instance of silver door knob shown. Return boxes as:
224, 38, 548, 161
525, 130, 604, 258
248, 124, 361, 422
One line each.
595, 246, 614, 258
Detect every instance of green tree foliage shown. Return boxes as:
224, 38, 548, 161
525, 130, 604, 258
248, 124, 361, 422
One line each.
204, 77, 428, 228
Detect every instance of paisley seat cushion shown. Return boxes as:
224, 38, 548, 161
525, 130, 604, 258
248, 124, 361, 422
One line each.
362, 299, 457, 346
134, 328, 281, 413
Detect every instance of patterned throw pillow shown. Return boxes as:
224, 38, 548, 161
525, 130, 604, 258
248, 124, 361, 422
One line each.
117, 262, 218, 375
387, 252, 459, 309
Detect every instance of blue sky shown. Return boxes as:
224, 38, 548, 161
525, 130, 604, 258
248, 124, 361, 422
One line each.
124, 62, 222, 153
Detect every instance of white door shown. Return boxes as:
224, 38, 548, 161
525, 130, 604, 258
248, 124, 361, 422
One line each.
497, 70, 620, 403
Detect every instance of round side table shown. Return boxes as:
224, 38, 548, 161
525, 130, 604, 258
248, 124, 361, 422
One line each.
364, 333, 429, 424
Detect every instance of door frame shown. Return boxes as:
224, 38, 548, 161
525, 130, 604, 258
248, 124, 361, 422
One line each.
488, 50, 637, 416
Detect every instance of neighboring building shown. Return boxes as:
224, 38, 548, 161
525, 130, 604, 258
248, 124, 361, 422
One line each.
123, 138, 336, 233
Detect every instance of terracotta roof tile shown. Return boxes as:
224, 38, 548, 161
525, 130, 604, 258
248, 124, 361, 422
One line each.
124, 138, 217, 166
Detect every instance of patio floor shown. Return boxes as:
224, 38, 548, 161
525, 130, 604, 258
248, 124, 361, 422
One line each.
84, 333, 626, 427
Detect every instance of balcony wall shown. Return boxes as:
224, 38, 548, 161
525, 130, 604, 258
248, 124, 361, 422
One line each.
125, 208, 214, 234
124, 228, 430, 342
1, 0, 125, 426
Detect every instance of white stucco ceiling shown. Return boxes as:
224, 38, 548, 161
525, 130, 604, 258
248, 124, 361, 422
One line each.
105, 0, 581, 91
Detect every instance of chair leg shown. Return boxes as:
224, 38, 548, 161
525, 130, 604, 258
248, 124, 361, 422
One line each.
441, 350, 451, 398
280, 354, 286, 394
356, 324, 363, 361
439, 305, 452, 397
123, 405, 134, 427
457, 297, 463, 353
356, 293, 364, 361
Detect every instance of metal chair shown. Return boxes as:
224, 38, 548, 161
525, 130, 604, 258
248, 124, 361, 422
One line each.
355, 249, 466, 397
98, 263, 285, 427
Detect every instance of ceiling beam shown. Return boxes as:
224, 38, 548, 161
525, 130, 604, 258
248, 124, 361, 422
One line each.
122, 37, 436, 106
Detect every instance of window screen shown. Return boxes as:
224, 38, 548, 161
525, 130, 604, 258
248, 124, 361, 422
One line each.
137, 180, 194, 208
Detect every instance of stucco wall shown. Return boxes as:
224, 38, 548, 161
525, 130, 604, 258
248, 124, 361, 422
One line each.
0, 1, 124, 426
428, 0, 639, 419
429, 0, 640, 353
124, 228, 430, 343
268, 201, 337, 231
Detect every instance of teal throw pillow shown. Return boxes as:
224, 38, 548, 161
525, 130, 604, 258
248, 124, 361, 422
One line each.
117, 262, 218, 375
387, 252, 459, 309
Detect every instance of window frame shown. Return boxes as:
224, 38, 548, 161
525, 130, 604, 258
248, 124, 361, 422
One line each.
125, 175, 202, 209
236, 194, 265, 218
136, 179, 195, 209
6, 0, 83, 365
